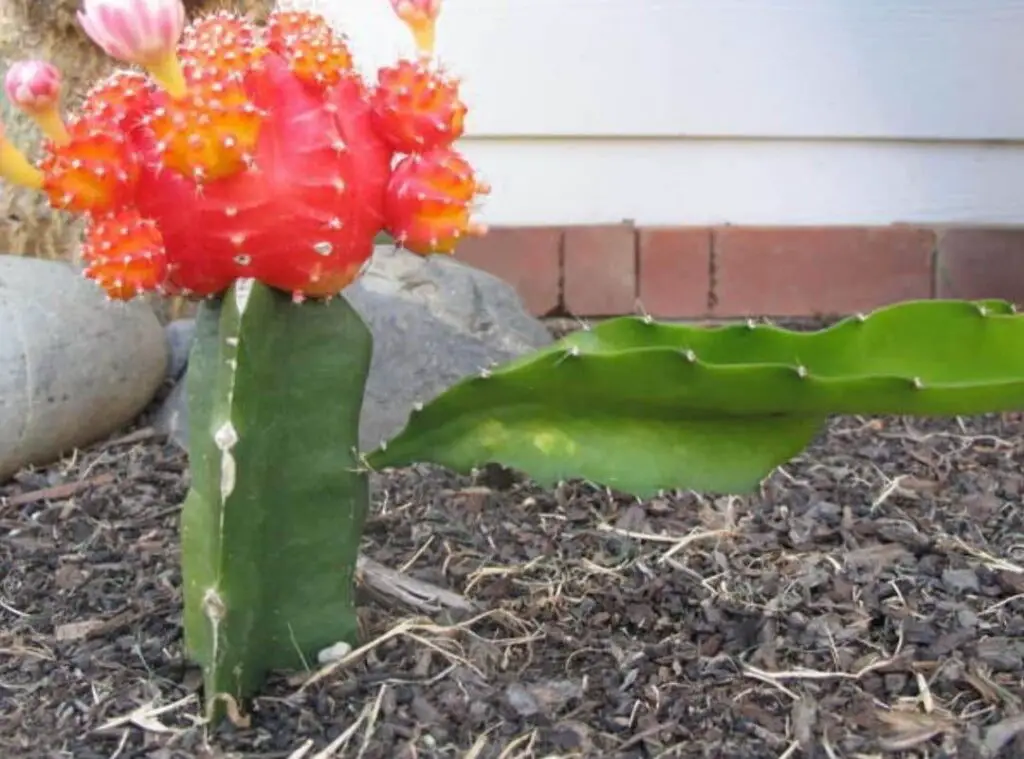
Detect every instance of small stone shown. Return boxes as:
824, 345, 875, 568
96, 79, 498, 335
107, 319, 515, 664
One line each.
883, 673, 908, 694
957, 609, 980, 628
504, 683, 540, 717
503, 679, 583, 718
316, 640, 352, 664
942, 568, 981, 594
975, 637, 1024, 672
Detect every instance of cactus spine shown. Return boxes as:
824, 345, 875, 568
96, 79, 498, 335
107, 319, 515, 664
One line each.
180, 279, 371, 719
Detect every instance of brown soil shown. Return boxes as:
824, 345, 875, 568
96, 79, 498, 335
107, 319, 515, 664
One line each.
3, 408, 1024, 756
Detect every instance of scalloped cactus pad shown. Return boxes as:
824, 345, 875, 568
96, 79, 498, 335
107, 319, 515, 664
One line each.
369, 300, 1024, 495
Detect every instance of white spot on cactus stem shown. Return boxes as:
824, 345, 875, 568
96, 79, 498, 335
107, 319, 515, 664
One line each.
215, 421, 239, 450
202, 588, 226, 622
215, 422, 239, 500
234, 277, 255, 314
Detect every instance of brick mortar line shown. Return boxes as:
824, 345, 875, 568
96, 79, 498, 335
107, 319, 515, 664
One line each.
631, 225, 641, 314
707, 227, 719, 313
556, 228, 566, 315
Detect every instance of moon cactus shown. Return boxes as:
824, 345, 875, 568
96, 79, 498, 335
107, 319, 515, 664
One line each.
0, 0, 490, 723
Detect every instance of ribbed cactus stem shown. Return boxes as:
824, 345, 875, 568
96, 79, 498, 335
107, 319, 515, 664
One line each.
180, 278, 371, 720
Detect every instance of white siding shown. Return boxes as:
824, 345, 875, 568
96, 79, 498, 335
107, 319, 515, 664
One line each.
457, 139, 1024, 226
314, 0, 1024, 225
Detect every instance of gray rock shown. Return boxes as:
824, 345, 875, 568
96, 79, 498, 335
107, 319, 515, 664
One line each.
164, 318, 196, 382
0, 255, 168, 482
154, 380, 189, 450
155, 246, 552, 453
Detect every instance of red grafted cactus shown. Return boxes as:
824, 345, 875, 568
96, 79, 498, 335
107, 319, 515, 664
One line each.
0, 0, 488, 301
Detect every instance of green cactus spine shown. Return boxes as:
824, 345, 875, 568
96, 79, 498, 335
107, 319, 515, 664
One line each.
369, 299, 1024, 496
180, 279, 371, 720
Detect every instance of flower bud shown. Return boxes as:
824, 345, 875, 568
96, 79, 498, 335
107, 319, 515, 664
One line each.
4, 60, 62, 115
3, 60, 70, 144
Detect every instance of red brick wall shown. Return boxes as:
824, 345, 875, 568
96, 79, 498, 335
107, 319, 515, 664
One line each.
453, 224, 1024, 319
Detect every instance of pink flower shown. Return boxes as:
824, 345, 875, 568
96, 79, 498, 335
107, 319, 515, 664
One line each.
4, 60, 62, 114
77, 0, 186, 66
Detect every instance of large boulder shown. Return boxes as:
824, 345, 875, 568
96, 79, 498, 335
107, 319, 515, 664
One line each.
0, 255, 168, 481
155, 246, 553, 454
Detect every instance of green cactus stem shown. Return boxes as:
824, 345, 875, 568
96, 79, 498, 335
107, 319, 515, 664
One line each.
368, 299, 1024, 496
180, 279, 371, 721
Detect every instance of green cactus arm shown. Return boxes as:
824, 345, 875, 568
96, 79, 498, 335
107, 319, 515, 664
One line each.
366, 299, 1024, 496
180, 280, 371, 719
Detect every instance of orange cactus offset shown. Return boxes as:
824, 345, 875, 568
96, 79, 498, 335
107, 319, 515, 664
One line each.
179, 11, 267, 77
146, 71, 265, 182
39, 119, 141, 213
79, 71, 159, 131
0, 0, 487, 301
81, 208, 169, 300
371, 59, 466, 154
384, 148, 489, 255
265, 10, 354, 89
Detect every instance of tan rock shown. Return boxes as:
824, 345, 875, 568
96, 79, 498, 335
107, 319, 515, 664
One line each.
0, 255, 168, 481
